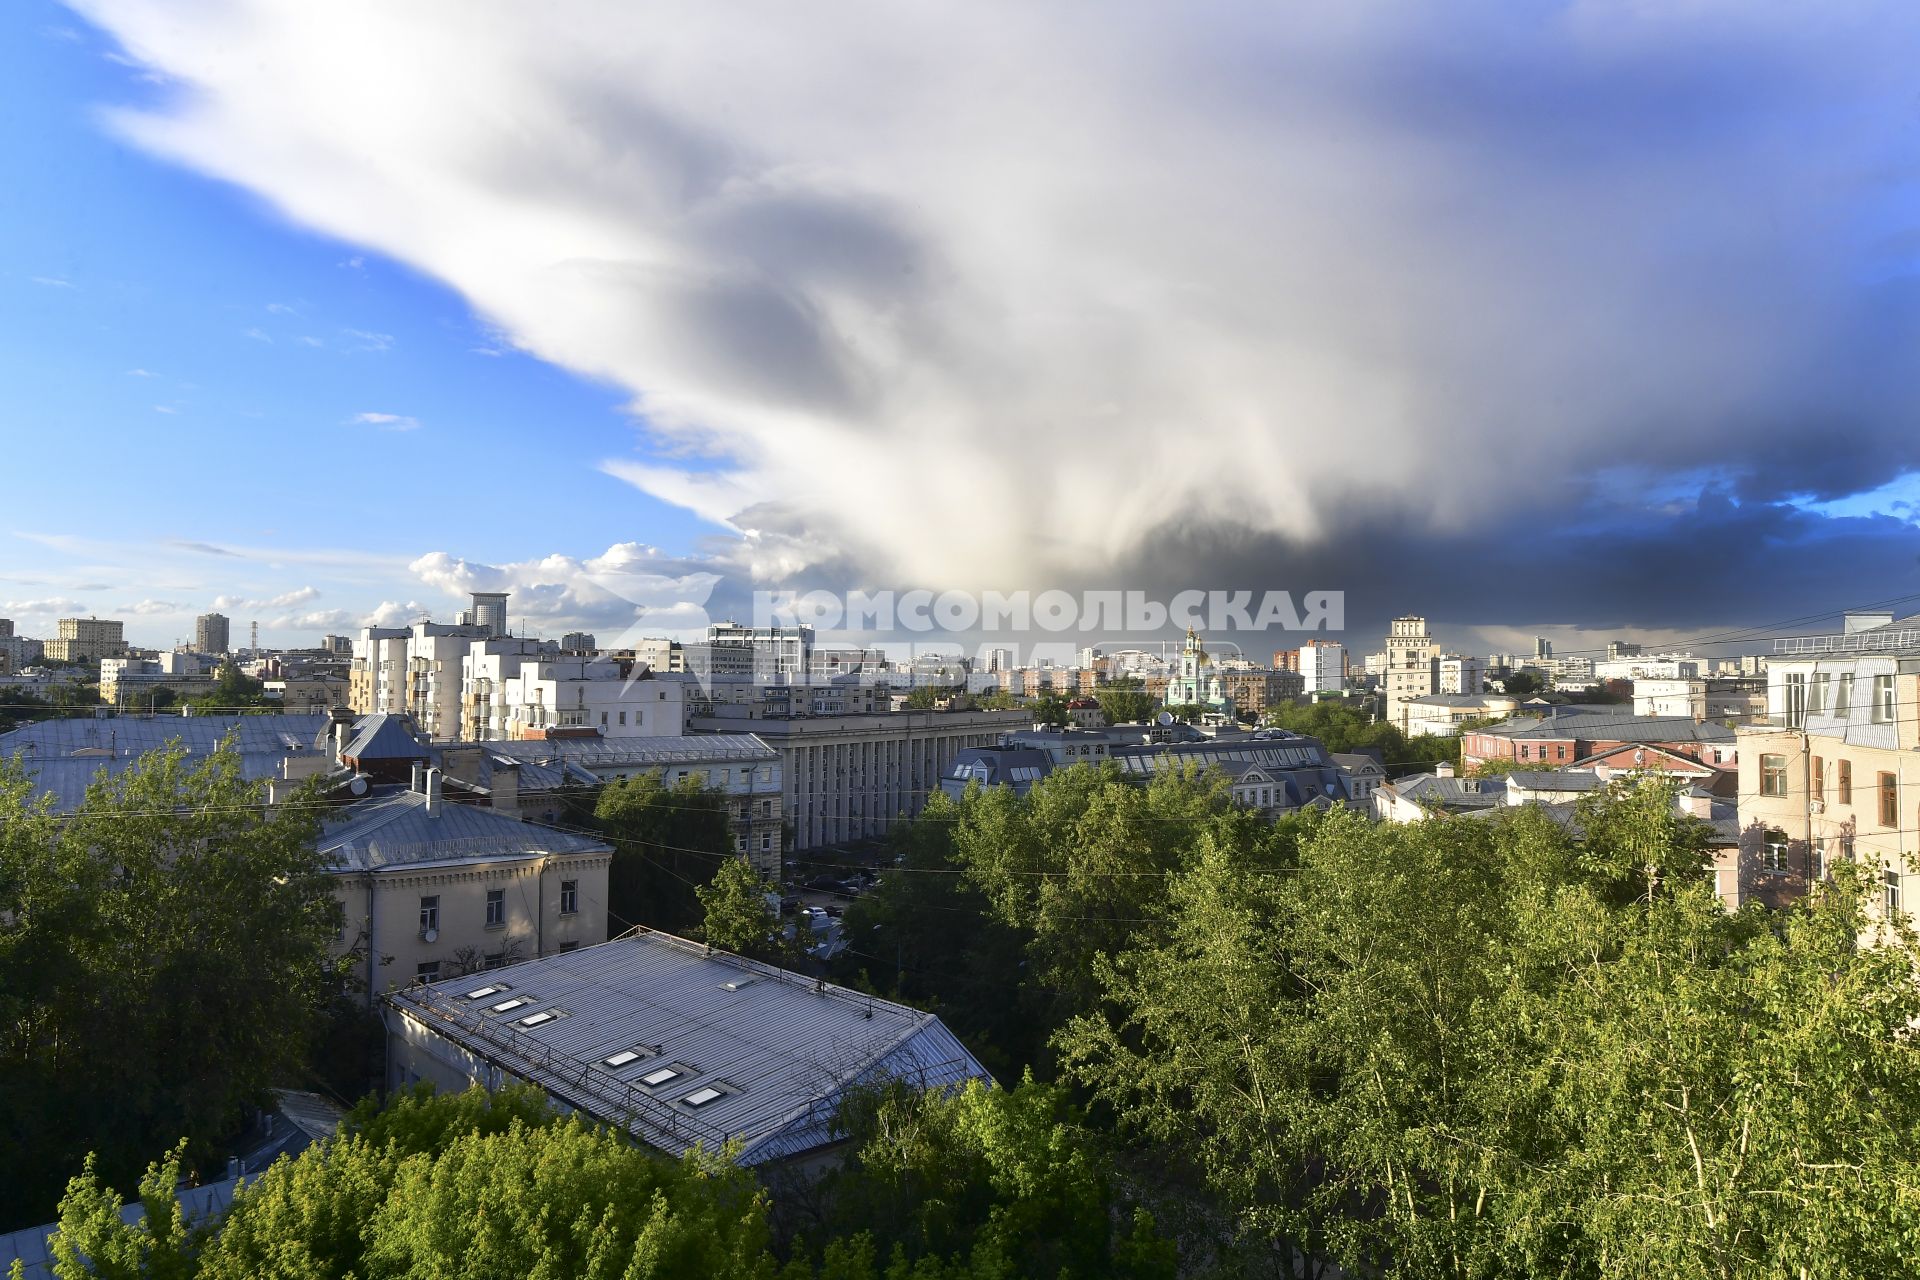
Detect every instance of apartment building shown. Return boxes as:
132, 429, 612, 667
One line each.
1737, 619, 1920, 917
1382, 616, 1439, 733
194, 612, 230, 655
691, 707, 1030, 850
319, 771, 612, 1001
1461, 706, 1737, 772
44, 616, 127, 662
1403, 693, 1519, 738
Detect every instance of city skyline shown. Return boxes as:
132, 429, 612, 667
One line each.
8, 1, 1920, 654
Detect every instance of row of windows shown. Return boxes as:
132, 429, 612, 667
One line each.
418, 881, 581, 934
1762, 755, 1902, 828
1783, 672, 1895, 727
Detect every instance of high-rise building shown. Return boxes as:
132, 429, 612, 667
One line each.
0, 618, 12, 639
195, 611, 231, 654
467, 592, 510, 639
560, 632, 597, 653
1383, 616, 1440, 733
1533, 637, 1554, 660
1297, 639, 1348, 693
45, 617, 128, 662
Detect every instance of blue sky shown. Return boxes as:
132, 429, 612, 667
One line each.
2, 3, 704, 646
10, 0, 1920, 658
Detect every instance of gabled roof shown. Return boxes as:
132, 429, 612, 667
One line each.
387, 931, 990, 1165
1571, 741, 1722, 774
318, 788, 609, 872
340, 713, 428, 762
1504, 770, 1605, 793
1389, 774, 1503, 809
0, 712, 331, 814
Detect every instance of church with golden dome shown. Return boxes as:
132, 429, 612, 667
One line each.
1163, 626, 1236, 718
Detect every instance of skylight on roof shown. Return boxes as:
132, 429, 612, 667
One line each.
602, 1048, 652, 1069
719, 977, 759, 992
682, 1086, 726, 1108
464, 983, 509, 1001
639, 1065, 682, 1087
517, 1009, 561, 1027
489, 996, 531, 1014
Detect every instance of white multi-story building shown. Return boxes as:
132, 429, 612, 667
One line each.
690, 707, 1031, 850
489, 658, 690, 740
45, 616, 127, 662
1383, 616, 1440, 733
1297, 639, 1347, 694
1593, 653, 1700, 682
1437, 654, 1486, 696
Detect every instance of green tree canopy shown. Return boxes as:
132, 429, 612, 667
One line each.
697, 856, 783, 960
594, 771, 735, 936
1094, 677, 1157, 725
0, 741, 344, 1229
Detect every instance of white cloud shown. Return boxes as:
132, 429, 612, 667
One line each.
341, 328, 393, 352
30, 276, 73, 288
118, 598, 185, 615
153, 404, 178, 414
125, 367, 157, 377
408, 544, 721, 639
361, 599, 430, 627
348, 411, 421, 432
266, 301, 297, 314
1, 597, 89, 616
243, 326, 272, 342
65, 0, 1920, 590
297, 335, 325, 347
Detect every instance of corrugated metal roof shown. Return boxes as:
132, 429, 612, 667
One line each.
486, 734, 778, 768
0, 712, 329, 759
388, 931, 990, 1164
341, 713, 427, 761
0, 712, 331, 813
320, 788, 610, 871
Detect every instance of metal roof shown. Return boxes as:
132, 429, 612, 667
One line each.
341, 713, 428, 761
0, 711, 329, 759
1504, 770, 1606, 792
486, 733, 778, 769
388, 931, 990, 1164
319, 788, 610, 872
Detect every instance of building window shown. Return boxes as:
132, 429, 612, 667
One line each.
1839, 760, 1853, 804
1760, 755, 1788, 798
560, 880, 579, 915
1880, 773, 1898, 828
419, 895, 440, 934
416, 961, 441, 983
1784, 673, 1807, 728
1886, 869, 1902, 917
1811, 838, 1826, 882
760, 831, 772, 851
1809, 673, 1829, 715
1837, 674, 1854, 716
486, 889, 505, 928
1762, 829, 1790, 874
1812, 757, 1824, 802
1873, 675, 1895, 724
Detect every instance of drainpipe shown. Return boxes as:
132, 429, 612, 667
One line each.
366, 875, 377, 1004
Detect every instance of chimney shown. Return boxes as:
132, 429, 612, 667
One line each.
1436, 761, 1455, 778
425, 767, 444, 817
492, 761, 520, 818
332, 721, 349, 765
411, 760, 426, 793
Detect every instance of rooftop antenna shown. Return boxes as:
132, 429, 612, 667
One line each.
250, 620, 259, 652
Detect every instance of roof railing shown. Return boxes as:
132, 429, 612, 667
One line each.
1773, 629, 1920, 655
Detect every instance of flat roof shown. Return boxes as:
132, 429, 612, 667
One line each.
388, 930, 989, 1164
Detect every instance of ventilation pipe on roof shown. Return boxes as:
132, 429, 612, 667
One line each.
425, 767, 443, 817
333, 721, 348, 765
411, 760, 425, 793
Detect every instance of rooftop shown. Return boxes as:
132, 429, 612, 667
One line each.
319, 788, 610, 872
388, 930, 990, 1164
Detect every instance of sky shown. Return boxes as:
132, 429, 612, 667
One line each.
7, 1, 1920, 660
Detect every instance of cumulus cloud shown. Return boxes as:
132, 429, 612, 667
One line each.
65, 0, 1920, 609
1, 597, 88, 616
407, 543, 722, 639
118, 598, 185, 615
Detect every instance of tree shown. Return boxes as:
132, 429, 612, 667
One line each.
594, 772, 735, 936
1094, 677, 1157, 726
799, 1077, 1174, 1280
0, 741, 345, 1230
1501, 671, 1542, 697
1030, 693, 1071, 728
185, 662, 273, 713
1060, 789, 1920, 1278
697, 856, 782, 959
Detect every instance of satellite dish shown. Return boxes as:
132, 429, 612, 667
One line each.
422, 928, 439, 943
348, 774, 370, 796
1156, 710, 1175, 726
